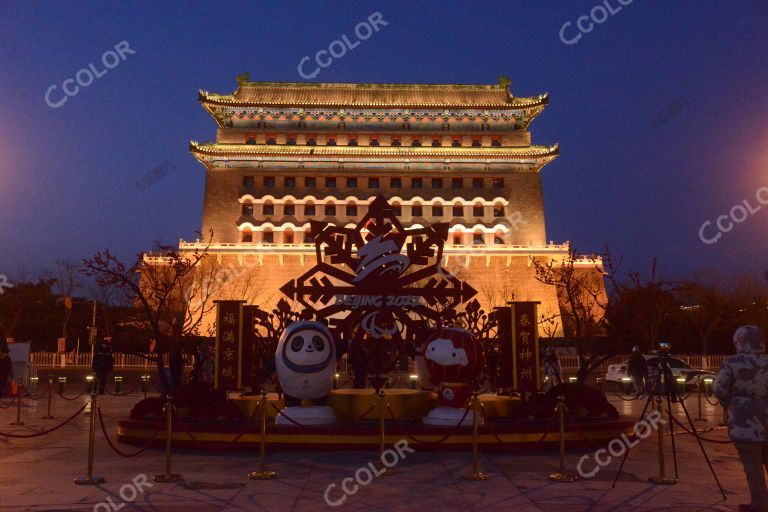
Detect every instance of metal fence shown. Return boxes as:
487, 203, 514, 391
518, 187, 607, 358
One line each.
558, 354, 728, 372
29, 351, 728, 372
29, 352, 192, 369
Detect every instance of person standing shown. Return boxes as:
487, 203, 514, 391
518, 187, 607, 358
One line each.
542, 346, 563, 392
0, 347, 12, 397
627, 346, 648, 397
714, 325, 768, 512
169, 343, 185, 390
91, 338, 114, 394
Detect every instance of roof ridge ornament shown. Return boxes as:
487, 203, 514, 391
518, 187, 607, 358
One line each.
498, 75, 512, 90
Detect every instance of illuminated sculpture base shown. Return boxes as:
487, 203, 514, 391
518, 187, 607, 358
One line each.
423, 406, 477, 426
275, 405, 337, 426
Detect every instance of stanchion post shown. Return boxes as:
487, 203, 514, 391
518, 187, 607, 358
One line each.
462, 391, 488, 481
648, 394, 677, 485
58, 376, 66, 395
154, 395, 183, 483
10, 379, 24, 426
114, 376, 123, 395
249, 389, 276, 480
547, 394, 578, 482
142, 374, 149, 399
42, 378, 55, 420
695, 375, 707, 422
74, 379, 105, 485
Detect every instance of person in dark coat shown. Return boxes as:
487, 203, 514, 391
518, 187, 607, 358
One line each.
715, 326, 768, 512
0, 347, 12, 397
169, 344, 185, 390
627, 346, 648, 396
91, 338, 114, 394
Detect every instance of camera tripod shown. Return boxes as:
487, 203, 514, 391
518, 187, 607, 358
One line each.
611, 356, 726, 499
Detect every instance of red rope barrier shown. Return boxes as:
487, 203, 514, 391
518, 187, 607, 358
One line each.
478, 401, 557, 453
269, 402, 317, 428
385, 402, 471, 446
25, 381, 52, 401
0, 403, 87, 438
567, 418, 608, 450
54, 385, 90, 401
96, 404, 164, 457
174, 402, 261, 450
104, 383, 143, 397
0, 394, 17, 409
666, 409, 733, 444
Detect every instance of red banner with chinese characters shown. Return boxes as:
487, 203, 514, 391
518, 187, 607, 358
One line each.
511, 302, 540, 393
214, 300, 244, 391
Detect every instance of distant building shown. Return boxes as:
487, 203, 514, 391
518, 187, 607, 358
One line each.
172, 75, 604, 335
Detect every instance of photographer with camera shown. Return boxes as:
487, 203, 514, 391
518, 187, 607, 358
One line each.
714, 325, 768, 512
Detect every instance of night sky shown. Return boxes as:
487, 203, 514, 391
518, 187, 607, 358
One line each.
1, 1, 766, 282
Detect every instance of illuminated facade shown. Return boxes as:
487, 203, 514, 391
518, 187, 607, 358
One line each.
182, 75, 604, 335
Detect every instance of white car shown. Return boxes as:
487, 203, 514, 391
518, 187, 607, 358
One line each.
605, 354, 714, 389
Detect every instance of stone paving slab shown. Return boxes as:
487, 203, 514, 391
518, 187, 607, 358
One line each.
0, 392, 751, 511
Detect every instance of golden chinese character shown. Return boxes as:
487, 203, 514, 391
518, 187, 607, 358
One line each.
223, 331, 235, 343
221, 367, 235, 378
519, 314, 531, 327
521, 368, 532, 380
519, 331, 530, 343
223, 349, 236, 361
224, 313, 236, 325
519, 349, 532, 362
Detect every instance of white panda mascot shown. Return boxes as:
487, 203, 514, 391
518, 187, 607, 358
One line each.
274, 320, 337, 425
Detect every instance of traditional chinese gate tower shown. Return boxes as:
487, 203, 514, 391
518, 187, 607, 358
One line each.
184, 75, 604, 335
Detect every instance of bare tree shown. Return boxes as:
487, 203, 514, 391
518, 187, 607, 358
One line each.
48, 260, 81, 339
82, 231, 214, 348
532, 247, 608, 383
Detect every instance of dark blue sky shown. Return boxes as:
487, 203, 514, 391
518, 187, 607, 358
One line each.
1, 1, 766, 281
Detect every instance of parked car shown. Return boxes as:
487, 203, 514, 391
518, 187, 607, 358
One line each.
605, 354, 715, 391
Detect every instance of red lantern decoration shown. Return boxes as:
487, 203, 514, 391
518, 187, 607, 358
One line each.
421, 327, 485, 408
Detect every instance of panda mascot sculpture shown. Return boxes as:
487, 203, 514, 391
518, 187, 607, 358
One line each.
274, 320, 337, 426
421, 327, 485, 426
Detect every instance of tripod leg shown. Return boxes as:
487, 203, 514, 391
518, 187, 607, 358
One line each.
611, 393, 653, 488
677, 397, 728, 500
665, 392, 679, 482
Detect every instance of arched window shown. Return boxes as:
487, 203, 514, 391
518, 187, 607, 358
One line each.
242, 201, 254, 216
453, 203, 464, 217
391, 202, 402, 216
304, 201, 316, 216
493, 204, 505, 217
473, 203, 484, 217
284, 229, 294, 245
411, 203, 423, 217
494, 231, 506, 245
453, 230, 463, 245
262, 229, 274, 244
346, 202, 357, 216
284, 201, 295, 216
473, 231, 485, 245
325, 202, 336, 216
432, 202, 443, 217
242, 229, 253, 243
263, 201, 275, 216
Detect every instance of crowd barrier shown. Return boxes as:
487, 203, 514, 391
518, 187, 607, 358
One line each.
0, 374, 734, 492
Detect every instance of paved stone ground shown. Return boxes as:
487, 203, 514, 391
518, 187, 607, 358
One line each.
0, 388, 752, 511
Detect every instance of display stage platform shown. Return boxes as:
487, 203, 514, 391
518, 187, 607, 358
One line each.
116, 390, 634, 451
